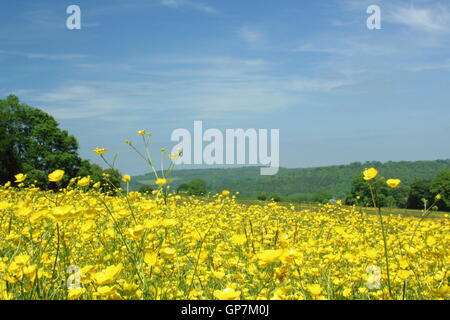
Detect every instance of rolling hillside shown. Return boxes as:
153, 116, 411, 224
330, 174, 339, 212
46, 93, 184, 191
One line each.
131, 159, 450, 200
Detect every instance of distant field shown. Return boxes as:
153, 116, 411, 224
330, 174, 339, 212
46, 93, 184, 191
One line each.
236, 199, 449, 219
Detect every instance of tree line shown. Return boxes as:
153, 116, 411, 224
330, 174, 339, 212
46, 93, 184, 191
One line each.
346, 170, 450, 211
0, 95, 121, 192
2, 95, 449, 211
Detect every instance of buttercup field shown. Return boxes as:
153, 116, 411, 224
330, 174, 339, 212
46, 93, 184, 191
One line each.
0, 1, 449, 303
1, 134, 448, 300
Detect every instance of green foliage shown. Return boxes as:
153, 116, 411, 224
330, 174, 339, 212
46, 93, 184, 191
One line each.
311, 189, 332, 204
406, 179, 433, 210
405, 171, 449, 211
346, 173, 389, 207
138, 184, 154, 194
0, 95, 82, 188
269, 194, 281, 202
282, 193, 314, 202
257, 193, 267, 201
391, 185, 410, 209
0, 109, 21, 183
177, 178, 207, 196
430, 170, 450, 211
132, 160, 450, 203
346, 173, 410, 208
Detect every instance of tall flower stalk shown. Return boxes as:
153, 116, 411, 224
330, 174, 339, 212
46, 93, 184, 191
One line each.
363, 168, 393, 299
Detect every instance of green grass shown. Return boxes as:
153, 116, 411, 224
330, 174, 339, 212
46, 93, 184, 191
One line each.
236, 198, 449, 219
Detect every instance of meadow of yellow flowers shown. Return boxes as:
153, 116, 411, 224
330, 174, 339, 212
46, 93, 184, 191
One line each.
0, 179, 448, 300
0, 133, 448, 300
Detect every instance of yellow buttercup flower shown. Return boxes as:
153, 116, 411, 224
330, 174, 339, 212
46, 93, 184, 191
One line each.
435, 194, 442, 200
426, 236, 436, 246
122, 175, 131, 183
14, 174, 27, 183
257, 249, 283, 264
397, 270, 412, 281
213, 287, 241, 300
68, 287, 86, 300
93, 181, 101, 188
78, 177, 90, 187
51, 206, 75, 221
160, 247, 176, 259
307, 284, 323, 296
93, 147, 108, 155
13, 254, 30, 267
23, 265, 38, 281
169, 148, 183, 160
93, 264, 123, 285
137, 130, 146, 135
155, 178, 167, 186
230, 234, 246, 246
342, 288, 352, 298
48, 170, 65, 182
144, 252, 158, 266
94, 285, 116, 298
363, 168, 378, 181
222, 190, 230, 197
386, 179, 401, 189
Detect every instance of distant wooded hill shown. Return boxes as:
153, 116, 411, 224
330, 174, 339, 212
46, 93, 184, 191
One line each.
130, 159, 450, 201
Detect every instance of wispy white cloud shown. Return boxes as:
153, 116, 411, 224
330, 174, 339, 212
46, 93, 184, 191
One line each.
160, 0, 217, 14
15, 55, 352, 120
293, 40, 401, 57
341, 0, 450, 33
387, 4, 450, 32
27, 84, 138, 119
293, 44, 352, 56
287, 78, 351, 92
401, 59, 450, 72
292, 1, 450, 78
122, 56, 272, 79
0, 50, 88, 61
238, 27, 265, 45
21, 8, 64, 28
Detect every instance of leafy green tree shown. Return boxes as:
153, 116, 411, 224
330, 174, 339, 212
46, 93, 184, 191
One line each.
346, 173, 391, 207
0, 110, 21, 183
138, 184, 154, 194
257, 193, 267, 201
311, 189, 332, 204
270, 194, 281, 202
177, 178, 207, 196
391, 185, 410, 208
0, 95, 82, 188
430, 170, 450, 211
406, 179, 433, 210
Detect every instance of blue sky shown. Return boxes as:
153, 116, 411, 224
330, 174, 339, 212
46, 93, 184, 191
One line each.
1, 0, 449, 175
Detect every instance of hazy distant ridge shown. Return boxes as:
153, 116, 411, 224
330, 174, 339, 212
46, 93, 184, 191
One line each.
131, 159, 450, 199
